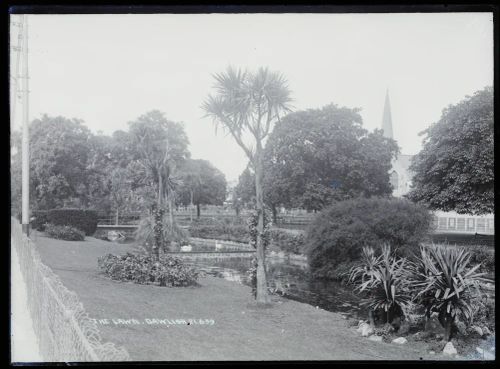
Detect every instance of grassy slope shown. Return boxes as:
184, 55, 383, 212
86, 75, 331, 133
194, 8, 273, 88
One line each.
34, 233, 439, 361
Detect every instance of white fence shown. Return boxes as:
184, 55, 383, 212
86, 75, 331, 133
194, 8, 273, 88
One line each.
11, 218, 130, 362
432, 212, 495, 235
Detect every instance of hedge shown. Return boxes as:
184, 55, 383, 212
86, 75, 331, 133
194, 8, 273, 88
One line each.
31, 208, 98, 236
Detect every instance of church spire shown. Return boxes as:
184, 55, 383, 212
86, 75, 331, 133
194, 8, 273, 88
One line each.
381, 89, 393, 139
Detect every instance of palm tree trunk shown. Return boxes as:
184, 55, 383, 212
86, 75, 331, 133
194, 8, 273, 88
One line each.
254, 143, 270, 305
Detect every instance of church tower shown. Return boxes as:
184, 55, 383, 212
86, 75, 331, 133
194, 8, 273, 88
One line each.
381, 89, 393, 139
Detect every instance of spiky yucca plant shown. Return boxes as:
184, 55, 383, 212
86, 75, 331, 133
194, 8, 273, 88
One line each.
135, 211, 188, 256
410, 244, 487, 341
348, 244, 414, 326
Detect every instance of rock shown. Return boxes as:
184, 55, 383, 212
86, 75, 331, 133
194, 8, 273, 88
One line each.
357, 322, 374, 337
107, 230, 124, 241
429, 351, 435, 355
443, 342, 458, 356
369, 335, 383, 342
476, 347, 495, 360
482, 326, 491, 336
392, 337, 408, 345
472, 326, 484, 337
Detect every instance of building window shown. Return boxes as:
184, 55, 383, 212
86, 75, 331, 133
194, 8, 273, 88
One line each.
466, 218, 475, 232
487, 219, 494, 232
438, 217, 447, 230
456, 218, 466, 231
477, 219, 486, 233
431, 216, 438, 230
390, 171, 398, 191
448, 218, 456, 230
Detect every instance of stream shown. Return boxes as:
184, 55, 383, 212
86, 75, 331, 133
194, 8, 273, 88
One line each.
187, 255, 367, 319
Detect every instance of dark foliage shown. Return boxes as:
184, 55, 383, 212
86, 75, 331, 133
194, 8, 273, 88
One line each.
31, 210, 49, 231
466, 245, 495, 274
188, 223, 250, 243
268, 230, 305, 255
97, 252, 199, 287
408, 87, 493, 215
304, 197, 432, 279
44, 223, 85, 241
44, 208, 98, 235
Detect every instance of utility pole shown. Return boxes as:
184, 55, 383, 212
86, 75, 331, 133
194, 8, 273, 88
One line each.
21, 14, 30, 235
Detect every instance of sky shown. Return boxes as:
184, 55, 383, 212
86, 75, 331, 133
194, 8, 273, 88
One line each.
10, 12, 493, 183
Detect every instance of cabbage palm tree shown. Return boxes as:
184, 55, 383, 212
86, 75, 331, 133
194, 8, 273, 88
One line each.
202, 66, 292, 304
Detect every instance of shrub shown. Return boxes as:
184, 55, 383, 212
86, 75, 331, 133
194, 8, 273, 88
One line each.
466, 245, 495, 274
304, 197, 432, 279
348, 244, 414, 327
269, 230, 305, 255
31, 210, 49, 231
44, 223, 85, 241
410, 244, 487, 341
188, 218, 306, 254
97, 252, 199, 287
42, 209, 98, 235
188, 223, 250, 243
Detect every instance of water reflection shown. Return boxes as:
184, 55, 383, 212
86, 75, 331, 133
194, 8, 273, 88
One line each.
188, 256, 366, 319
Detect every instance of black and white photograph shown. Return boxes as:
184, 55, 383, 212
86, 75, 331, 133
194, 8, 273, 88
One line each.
9, 6, 495, 363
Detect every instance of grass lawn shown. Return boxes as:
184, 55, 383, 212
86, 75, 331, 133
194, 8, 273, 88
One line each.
34, 233, 444, 361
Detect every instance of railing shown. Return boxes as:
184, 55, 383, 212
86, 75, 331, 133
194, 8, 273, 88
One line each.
432, 215, 495, 235
11, 218, 130, 362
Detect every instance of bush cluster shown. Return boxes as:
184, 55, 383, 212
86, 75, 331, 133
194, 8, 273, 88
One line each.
347, 243, 488, 341
31, 210, 50, 231
188, 223, 250, 243
44, 223, 85, 241
31, 208, 98, 235
304, 197, 433, 279
98, 252, 199, 287
268, 230, 305, 255
465, 244, 495, 274
188, 221, 307, 255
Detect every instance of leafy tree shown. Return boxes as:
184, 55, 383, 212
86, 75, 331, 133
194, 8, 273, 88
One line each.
203, 66, 292, 304
234, 167, 256, 209
234, 166, 282, 223
26, 115, 94, 210
177, 159, 227, 218
128, 110, 190, 259
408, 87, 494, 215
263, 104, 399, 211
